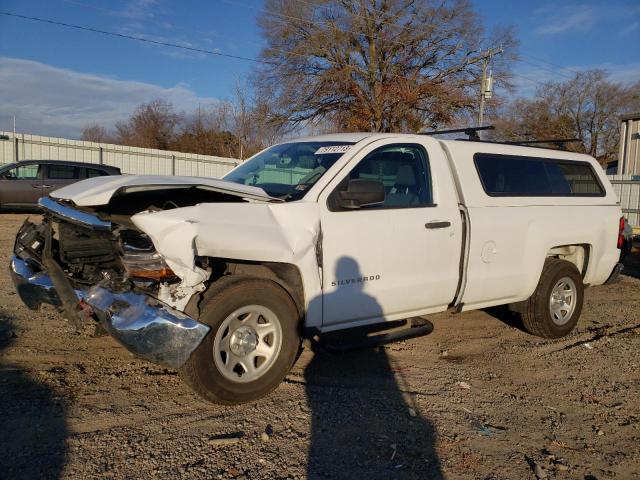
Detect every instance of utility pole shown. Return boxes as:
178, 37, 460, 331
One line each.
477, 45, 503, 128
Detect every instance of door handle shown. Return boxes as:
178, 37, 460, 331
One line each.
425, 220, 451, 229
42, 185, 53, 188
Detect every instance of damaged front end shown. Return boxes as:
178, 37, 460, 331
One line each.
10, 196, 211, 369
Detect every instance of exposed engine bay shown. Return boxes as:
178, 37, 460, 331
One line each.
14, 186, 251, 321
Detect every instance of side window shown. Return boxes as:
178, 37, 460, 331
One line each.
47, 164, 79, 180
474, 153, 604, 197
330, 144, 433, 210
555, 162, 605, 195
86, 168, 108, 178
2, 164, 40, 180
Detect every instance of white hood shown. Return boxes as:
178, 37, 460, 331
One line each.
50, 175, 279, 206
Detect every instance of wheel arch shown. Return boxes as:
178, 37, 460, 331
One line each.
197, 258, 306, 321
546, 244, 591, 278
512, 243, 590, 307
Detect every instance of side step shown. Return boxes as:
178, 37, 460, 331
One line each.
316, 317, 434, 353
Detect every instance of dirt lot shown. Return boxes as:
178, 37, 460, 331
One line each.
0, 213, 639, 480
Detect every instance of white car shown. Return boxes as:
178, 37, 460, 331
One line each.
11, 133, 624, 404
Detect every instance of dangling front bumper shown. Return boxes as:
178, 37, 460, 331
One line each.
10, 255, 209, 369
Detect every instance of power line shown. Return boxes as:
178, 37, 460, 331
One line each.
2, 8, 544, 101
63, 0, 222, 40
0, 9, 483, 88
0, 9, 420, 89
510, 72, 548, 86
514, 57, 574, 79
0, 10, 270, 65
0, 9, 422, 84
519, 51, 582, 76
65, 0, 532, 92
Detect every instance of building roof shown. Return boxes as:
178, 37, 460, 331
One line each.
620, 112, 640, 121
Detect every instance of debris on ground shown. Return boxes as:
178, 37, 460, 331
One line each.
208, 432, 244, 446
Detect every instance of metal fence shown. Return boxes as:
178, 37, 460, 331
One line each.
608, 174, 640, 228
0, 131, 239, 178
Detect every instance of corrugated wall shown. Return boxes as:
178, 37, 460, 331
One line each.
618, 117, 640, 175
0, 131, 239, 177
608, 174, 640, 227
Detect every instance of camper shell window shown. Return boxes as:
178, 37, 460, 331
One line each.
474, 153, 605, 197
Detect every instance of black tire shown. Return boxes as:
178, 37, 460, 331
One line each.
520, 258, 584, 338
180, 275, 301, 405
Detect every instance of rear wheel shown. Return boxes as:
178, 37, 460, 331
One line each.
180, 276, 301, 405
520, 258, 584, 338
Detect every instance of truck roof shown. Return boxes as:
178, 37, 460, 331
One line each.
286, 132, 616, 207
287, 132, 594, 161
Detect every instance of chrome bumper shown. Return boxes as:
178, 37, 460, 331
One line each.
10, 255, 61, 309
10, 255, 209, 369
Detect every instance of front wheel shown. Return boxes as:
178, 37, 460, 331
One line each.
180, 276, 301, 405
520, 258, 584, 338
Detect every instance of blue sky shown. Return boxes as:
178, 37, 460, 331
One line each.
0, 0, 638, 137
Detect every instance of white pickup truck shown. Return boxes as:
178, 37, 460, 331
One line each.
10, 133, 624, 404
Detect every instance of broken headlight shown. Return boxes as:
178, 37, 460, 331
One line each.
119, 230, 176, 281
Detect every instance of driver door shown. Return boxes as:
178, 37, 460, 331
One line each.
0, 163, 44, 208
318, 140, 462, 328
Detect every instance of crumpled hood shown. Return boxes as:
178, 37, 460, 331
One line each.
50, 175, 278, 206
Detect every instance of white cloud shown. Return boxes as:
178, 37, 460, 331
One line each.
504, 61, 640, 98
620, 22, 639, 36
118, 0, 162, 20
594, 62, 640, 85
534, 4, 596, 35
0, 57, 218, 138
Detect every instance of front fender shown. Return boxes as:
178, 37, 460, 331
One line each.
131, 202, 323, 325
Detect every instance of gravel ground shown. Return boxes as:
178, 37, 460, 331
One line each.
0, 213, 639, 480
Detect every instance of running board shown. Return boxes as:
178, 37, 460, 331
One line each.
317, 317, 434, 353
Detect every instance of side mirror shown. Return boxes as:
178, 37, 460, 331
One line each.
337, 179, 385, 209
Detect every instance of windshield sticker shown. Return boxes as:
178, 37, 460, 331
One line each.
315, 145, 352, 155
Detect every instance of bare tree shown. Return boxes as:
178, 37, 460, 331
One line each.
229, 83, 290, 158
80, 97, 290, 159
231, 82, 252, 160
249, 97, 290, 151
81, 124, 112, 143
254, 0, 516, 132
492, 71, 640, 163
173, 106, 239, 158
115, 99, 181, 150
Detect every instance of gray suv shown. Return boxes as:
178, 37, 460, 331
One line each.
0, 160, 120, 210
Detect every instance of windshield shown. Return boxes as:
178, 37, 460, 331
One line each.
223, 141, 354, 200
